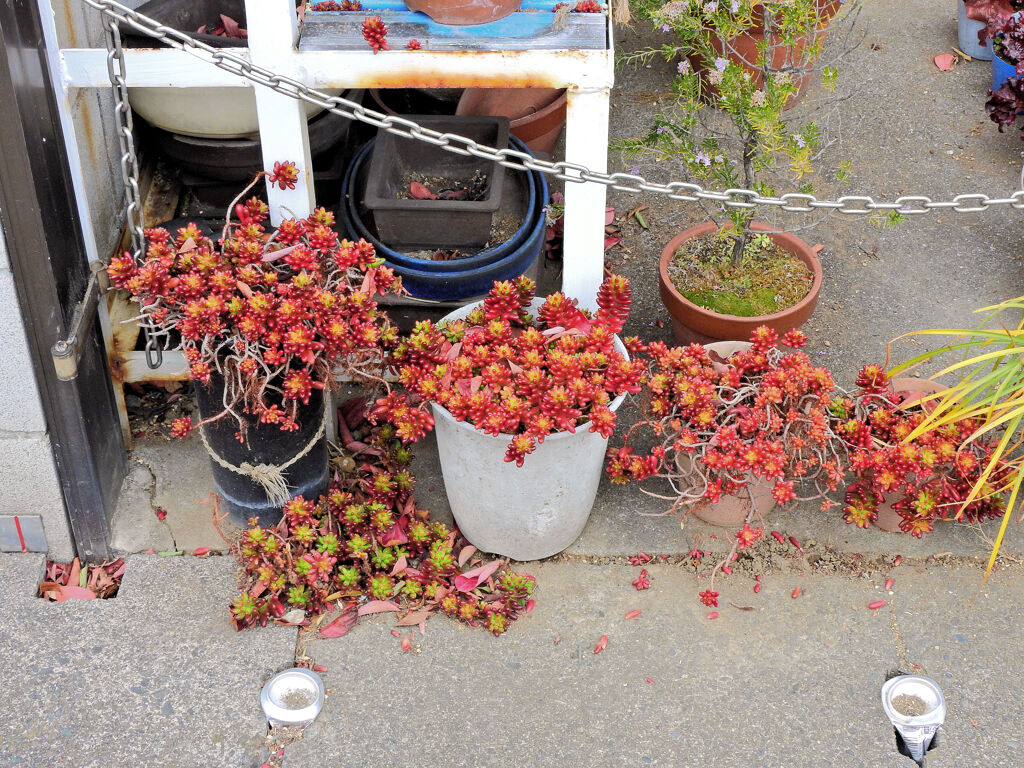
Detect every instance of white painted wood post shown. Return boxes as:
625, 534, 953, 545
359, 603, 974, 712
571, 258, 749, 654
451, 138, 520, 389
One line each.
245, 0, 315, 224
561, 85, 611, 311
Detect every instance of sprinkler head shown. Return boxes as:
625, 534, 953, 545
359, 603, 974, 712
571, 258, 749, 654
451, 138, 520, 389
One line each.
260, 667, 325, 728
881, 675, 945, 764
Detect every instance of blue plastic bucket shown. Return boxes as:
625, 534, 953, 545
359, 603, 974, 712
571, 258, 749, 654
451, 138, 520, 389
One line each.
993, 48, 1017, 91
342, 136, 537, 273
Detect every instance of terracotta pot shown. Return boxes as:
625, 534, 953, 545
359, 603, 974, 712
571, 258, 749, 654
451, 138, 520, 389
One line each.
658, 221, 823, 345
456, 87, 567, 156
404, 0, 521, 25
692, 17, 827, 105
674, 343, 778, 528
691, 476, 776, 528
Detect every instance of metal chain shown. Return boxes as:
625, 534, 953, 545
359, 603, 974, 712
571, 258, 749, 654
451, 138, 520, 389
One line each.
101, 14, 163, 368
85, 0, 1024, 221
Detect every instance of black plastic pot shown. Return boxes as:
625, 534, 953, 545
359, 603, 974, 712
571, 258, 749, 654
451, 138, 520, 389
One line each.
149, 104, 357, 183
363, 115, 510, 249
121, 0, 253, 47
192, 377, 329, 525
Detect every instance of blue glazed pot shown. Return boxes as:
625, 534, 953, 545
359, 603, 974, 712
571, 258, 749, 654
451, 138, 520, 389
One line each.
993, 48, 1017, 92
342, 136, 537, 273
342, 166, 548, 300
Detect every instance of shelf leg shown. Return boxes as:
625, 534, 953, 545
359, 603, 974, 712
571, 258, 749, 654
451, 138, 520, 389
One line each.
246, 0, 315, 224
561, 85, 610, 311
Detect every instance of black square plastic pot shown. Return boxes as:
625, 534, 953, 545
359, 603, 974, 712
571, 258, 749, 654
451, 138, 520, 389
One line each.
363, 115, 510, 248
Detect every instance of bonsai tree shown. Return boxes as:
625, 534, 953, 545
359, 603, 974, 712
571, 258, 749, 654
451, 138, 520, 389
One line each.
617, 0, 873, 263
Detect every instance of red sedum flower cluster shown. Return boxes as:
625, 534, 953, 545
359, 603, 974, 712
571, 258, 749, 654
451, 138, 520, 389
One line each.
607, 326, 845, 510
372, 274, 645, 466
836, 366, 1010, 537
107, 174, 399, 435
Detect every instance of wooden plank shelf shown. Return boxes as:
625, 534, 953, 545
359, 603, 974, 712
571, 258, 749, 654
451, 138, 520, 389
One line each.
300, 2, 608, 52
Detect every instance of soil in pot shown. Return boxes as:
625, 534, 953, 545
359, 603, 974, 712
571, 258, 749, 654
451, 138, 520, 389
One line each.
667, 231, 814, 317
397, 170, 490, 202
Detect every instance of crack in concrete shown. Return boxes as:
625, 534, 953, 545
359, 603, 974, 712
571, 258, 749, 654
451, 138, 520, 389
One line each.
130, 455, 179, 552
887, 601, 916, 674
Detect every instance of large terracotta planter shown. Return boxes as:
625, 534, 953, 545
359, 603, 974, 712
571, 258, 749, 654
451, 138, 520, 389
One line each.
456, 88, 567, 155
404, 0, 521, 25
693, 14, 828, 105
658, 221, 823, 345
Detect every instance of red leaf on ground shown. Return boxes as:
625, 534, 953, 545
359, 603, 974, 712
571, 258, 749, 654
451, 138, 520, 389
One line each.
868, 600, 887, 610
389, 555, 408, 576
603, 236, 622, 251
624, 609, 642, 620
319, 610, 358, 638
395, 608, 433, 626
525, 599, 535, 614
193, 547, 210, 557
143, 547, 155, 555
457, 545, 477, 568
454, 561, 502, 592
594, 635, 608, 654
312, 664, 327, 673
791, 586, 801, 599
933, 53, 955, 71
604, 207, 615, 226
408, 182, 438, 200
401, 636, 412, 652
59, 585, 96, 601
380, 522, 409, 547
68, 558, 81, 587
358, 600, 400, 616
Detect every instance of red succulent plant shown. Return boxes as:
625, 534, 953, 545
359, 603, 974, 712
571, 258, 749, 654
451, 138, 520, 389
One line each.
835, 365, 1011, 537
371, 274, 645, 466
106, 164, 400, 436
230, 398, 534, 635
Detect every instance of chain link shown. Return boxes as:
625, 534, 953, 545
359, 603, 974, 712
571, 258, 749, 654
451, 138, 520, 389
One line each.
101, 14, 162, 368
84, 0, 1024, 241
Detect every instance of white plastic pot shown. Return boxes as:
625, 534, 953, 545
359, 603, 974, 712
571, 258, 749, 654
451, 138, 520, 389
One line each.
431, 299, 628, 561
958, 0, 994, 61
128, 87, 342, 139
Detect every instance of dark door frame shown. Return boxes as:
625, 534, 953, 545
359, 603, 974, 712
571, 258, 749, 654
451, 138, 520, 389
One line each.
0, 0, 125, 561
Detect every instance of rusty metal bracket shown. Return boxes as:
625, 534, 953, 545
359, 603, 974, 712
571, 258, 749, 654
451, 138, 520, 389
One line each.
50, 261, 107, 381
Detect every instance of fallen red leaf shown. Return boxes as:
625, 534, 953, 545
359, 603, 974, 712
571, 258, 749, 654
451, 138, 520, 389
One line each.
457, 545, 477, 568
454, 561, 502, 592
603, 236, 622, 251
867, 600, 887, 610
624, 609, 642, 620
408, 181, 438, 200
389, 555, 408, 577
645, 677, 654, 683
395, 608, 433, 626
707, 611, 719, 620
934, 53, 956, 71
401, 636, 412, 652
319, 610, 358, 638
193, 547, 210, 557
358, 600, 400, 616
594, 635, 608, 654
604, 207, 615, 226
68, 557, 81, 587
791, 586, 801, 599
312, 664, 327, 673
380, 522, 409, 547
525, 599, 535, 614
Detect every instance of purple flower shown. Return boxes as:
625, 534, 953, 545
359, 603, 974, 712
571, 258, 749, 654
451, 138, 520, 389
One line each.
714, 57, 728, 73
661, 23, 671, 32
731, 0, 740, 11
656, 126, 668, 134
695, 151, 711, 166
793, 134, 806, 148
628, 166, 640, 175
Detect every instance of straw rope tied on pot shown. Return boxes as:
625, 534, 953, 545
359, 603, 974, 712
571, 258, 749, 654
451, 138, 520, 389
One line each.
106, 163, 401, 523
